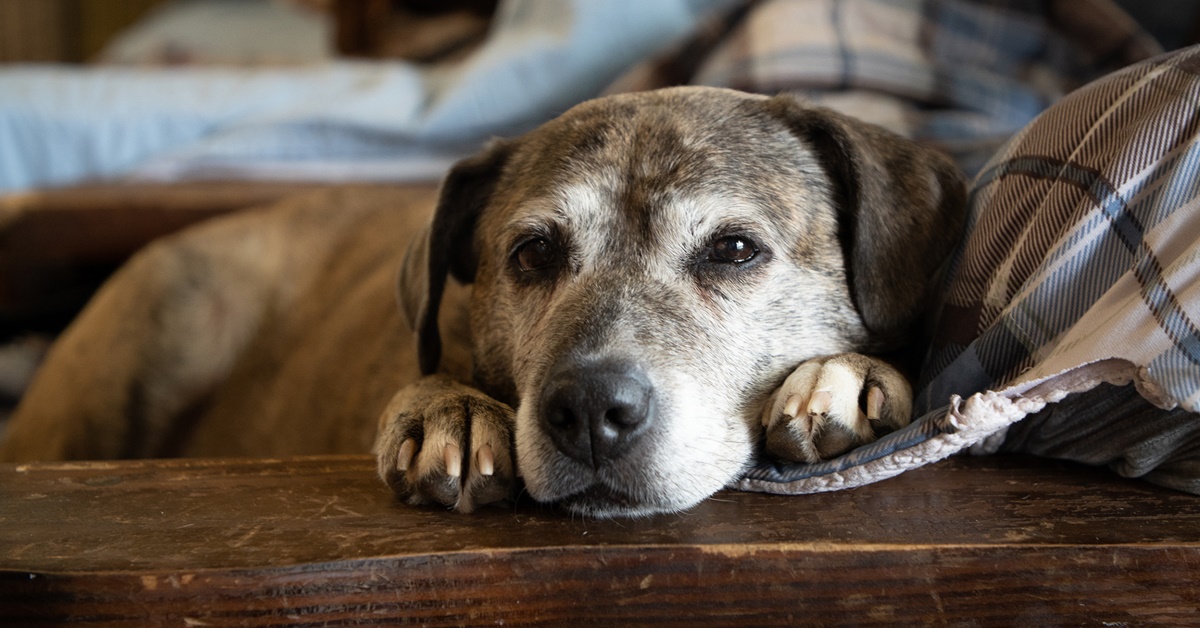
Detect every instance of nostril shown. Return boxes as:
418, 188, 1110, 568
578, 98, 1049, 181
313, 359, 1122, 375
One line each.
603, 402, 644, 429
538, 359, 656, 466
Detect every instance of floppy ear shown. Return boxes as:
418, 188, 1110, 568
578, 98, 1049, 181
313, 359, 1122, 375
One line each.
397, 140, 515, 375
765, 95, 967, 344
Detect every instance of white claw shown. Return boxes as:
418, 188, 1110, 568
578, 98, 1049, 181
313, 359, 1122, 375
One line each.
397, 438, 416, 472
476, 444, 495, 476
444, 443, 462, 478
807, 391, 832, 416
866, 387, 885, 420
783, 394, 803, 418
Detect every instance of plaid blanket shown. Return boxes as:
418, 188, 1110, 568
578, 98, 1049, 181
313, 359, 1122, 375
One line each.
737, 45, 1200, 495
609, 0, 1161, 175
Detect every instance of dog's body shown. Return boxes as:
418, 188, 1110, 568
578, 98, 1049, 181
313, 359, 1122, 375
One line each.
2, 186, 441, 459
0, 87, 965, 517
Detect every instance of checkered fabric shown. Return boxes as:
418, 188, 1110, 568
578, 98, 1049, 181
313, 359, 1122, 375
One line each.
609, 0, 1161, 175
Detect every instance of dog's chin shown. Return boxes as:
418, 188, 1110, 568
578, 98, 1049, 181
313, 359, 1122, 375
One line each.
532, 476, 712, 518
516, 434, 735, 517
517, 446, 737, 518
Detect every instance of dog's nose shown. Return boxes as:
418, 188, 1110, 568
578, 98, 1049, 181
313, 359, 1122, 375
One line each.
539, 360, 655, 467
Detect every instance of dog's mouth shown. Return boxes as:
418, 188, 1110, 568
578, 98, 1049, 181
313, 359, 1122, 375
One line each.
518, 444, 676, 517
522, 431, 743, 517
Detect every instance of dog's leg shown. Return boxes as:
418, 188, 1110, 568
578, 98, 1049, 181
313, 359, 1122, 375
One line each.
375, 375, 516, 512
761, 354, 912, 463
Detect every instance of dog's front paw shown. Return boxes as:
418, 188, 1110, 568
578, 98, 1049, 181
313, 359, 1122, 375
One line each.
762, 353, 912, 463
375, 375, 515, 513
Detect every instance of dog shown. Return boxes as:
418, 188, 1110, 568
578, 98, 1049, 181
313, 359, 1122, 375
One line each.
0, 87, 965, 517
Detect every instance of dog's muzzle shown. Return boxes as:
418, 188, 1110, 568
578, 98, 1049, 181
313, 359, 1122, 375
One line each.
537, 359, 656, 468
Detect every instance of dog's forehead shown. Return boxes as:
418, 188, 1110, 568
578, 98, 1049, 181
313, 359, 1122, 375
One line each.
493, 89, 832, 242
524, 89, 803, 187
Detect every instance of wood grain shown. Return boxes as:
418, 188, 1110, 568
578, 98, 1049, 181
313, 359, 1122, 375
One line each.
2, 455, 1198, 625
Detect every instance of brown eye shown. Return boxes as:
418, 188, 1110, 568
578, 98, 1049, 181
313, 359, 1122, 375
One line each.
515, 237, 558, 272
708, 235, 758, 264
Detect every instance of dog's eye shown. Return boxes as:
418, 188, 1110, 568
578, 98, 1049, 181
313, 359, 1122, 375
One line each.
707, 235, 758, 264
514, 237, 558, 272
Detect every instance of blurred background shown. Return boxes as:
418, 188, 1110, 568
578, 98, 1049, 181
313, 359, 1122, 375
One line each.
1, 0, 1196, 196
2, 0, 1197, 65
0, 0, 495, 65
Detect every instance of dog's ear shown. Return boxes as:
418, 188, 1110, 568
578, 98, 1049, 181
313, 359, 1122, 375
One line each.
765, 95, 967, 343
398, 140, 514, 375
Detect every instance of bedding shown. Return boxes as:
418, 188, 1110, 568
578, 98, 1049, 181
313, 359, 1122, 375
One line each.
610, 0, 1161, 175
0, 0, 1161, 193
0, 0, 735, 193
98, 0, 333, 67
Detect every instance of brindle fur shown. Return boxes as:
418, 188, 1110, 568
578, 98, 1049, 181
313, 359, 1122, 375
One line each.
0, 87, 964, 517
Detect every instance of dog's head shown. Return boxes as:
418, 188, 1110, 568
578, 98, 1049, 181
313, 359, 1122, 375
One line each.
400, 87, 964, 516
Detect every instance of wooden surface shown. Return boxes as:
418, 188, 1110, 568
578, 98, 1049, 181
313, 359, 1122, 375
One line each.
3, 455, 1199, 625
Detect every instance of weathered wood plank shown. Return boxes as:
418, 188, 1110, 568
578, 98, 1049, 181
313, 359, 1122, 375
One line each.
2, 455, 1198, 625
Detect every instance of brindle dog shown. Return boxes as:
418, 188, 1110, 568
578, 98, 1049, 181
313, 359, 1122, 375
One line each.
0, 87, 965, 517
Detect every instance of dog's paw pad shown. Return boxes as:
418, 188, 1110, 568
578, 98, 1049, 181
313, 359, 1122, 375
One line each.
375, 378, 515, 513
763, 353, 912, 463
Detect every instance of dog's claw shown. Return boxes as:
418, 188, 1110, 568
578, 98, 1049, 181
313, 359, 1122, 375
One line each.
866, 386, 885, 420
476, 444, 495, 476
397, 438, 416, 471
444, 443, 462, 478
783, 394, 803, 419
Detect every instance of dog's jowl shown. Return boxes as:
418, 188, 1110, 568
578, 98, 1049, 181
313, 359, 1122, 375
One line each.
1, 87, 965, 518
